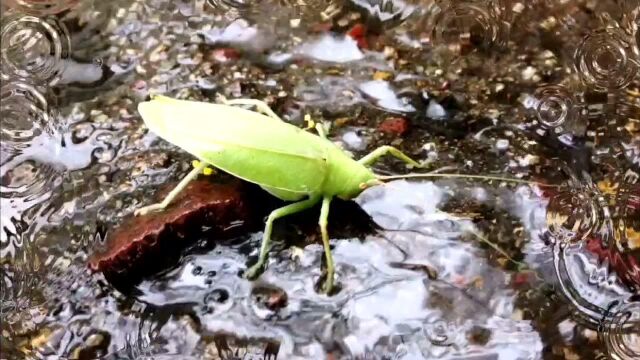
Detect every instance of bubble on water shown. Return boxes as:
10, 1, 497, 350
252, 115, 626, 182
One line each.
574, 27, 638, 91
425, 0, 509, 53
3, 0, 80, 16
546, 186, 604, 244
532, 84, 582, 129
601, 300, 640, 360
0, 82, 54, 159
0, 13, 71, 85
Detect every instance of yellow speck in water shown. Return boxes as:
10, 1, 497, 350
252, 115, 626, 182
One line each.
304, 114, 316, 130
627, 227, 640, 249
597, 180, 618, 195
373, 71, 392, 81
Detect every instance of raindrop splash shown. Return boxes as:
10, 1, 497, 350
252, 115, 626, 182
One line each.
0, 82, 55, 160
601, 300, 640, 360
425, 0, 509, 53
0, 13, 71, 85
574, 27, 638, 91
3, 0, 80, 16
532, 84, 582, 129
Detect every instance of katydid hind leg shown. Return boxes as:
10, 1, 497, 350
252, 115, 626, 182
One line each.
319, 196, 335, 294
245, 195, 321, 279
358, 145, 422, 168
134, 161, 207, 216
220, 98, 283, 122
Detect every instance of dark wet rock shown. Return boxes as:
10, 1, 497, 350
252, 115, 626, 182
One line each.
88, 179, 258, 286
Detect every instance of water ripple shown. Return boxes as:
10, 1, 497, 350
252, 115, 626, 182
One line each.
0, 13, 71, 85
423, 0, 509, 53
574, 27, 639, 91
0, 82, 55, 163
601, 299, 640, 360
3, 0, 80, 16
532, 84, 582, 129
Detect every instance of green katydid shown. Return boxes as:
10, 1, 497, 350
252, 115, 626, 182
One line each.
134, 95, 547, 294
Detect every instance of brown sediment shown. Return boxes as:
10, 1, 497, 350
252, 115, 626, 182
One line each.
88, 179, 259, 284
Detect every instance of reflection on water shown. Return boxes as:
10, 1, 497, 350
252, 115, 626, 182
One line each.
1, 0, 639, 359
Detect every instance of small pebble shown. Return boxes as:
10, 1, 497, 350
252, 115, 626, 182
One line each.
427, 101, 446, 119
342, 131, 365, 151
496, 139, 509, 150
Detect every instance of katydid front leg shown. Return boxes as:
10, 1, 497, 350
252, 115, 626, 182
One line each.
134, 161, 208, 216
245, 195, 322, 279
358, 145, 423, 168
319, 196, 335, 294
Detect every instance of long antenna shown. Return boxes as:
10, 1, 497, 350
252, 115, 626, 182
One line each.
377, 173, 559, 187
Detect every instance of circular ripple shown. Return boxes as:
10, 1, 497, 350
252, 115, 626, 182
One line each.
428, 2, 505, 52
574, 28, 638, 91
1, 159, 58, 201
546, 187, 603, 244
3, 0, 80, 16
532, 84, 581, 128
601, 300, 640, 360
1, 13, 71, 85
0, 82, 54, 159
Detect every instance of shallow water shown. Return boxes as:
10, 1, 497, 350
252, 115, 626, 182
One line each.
1, 0, 639, 359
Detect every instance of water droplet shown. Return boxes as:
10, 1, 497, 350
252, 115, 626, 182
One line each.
192, 265, 203, 276
601, 301, 640, 360
204, 289, 229, 304
574, 28, 638, 91
1, 13, 71, 85
532, 84, 581, 128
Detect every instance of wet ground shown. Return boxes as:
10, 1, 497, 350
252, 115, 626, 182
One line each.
1, 0, 639, 359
